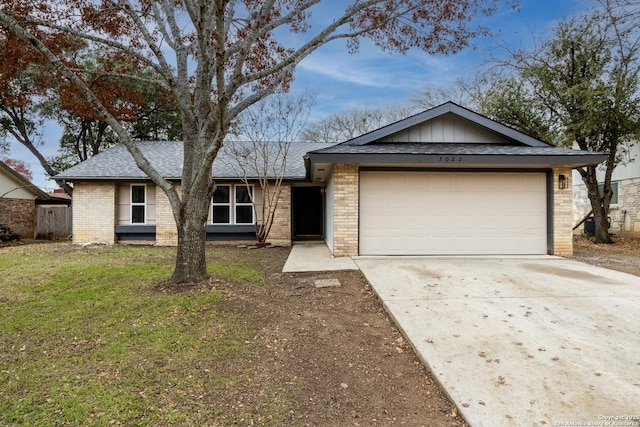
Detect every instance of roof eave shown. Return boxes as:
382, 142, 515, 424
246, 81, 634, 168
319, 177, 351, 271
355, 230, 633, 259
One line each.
306, 152, 609, 168
59, 175, 307, 182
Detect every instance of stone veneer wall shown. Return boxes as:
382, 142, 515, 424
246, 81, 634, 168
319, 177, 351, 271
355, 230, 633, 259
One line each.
266, 183, 291, 246
72, 182, 116, 244
574, 177, 640, 236
331, 164, 359, 257
0, 198, 35, 238
552, 166, 574, 256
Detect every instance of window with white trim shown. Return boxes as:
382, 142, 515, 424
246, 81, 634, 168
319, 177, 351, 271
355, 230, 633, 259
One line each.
211, 184, 254, 224
131, 184, 146, 224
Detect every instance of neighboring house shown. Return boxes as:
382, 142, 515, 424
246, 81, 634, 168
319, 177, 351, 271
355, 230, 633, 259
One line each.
57, 102, 606, 256
0, 161, 68, 239
573, 143, 640, 236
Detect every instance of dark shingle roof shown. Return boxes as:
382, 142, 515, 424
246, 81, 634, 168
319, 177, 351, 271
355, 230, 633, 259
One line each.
305, 142, 608, 168
314, 142, 589, 156
56, 140, 335, 181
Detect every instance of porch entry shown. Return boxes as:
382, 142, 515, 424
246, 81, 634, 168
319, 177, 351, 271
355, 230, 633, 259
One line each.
292, 186, 324, 240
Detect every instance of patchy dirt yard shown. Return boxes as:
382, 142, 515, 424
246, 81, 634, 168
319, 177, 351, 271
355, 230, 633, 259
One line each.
195, 245, 467, 426
209, 237, 640, 425
572, 235, 640, 277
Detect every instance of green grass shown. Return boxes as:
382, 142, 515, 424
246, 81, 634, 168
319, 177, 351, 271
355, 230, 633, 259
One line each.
208, 262, 263, 283
0, 244, 263, 426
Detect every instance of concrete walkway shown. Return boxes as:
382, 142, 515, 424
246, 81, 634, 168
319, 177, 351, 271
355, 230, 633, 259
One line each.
282, 243, 359, 272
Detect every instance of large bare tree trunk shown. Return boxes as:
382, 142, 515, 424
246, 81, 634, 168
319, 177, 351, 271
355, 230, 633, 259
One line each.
169, 175, 213, 284
172, 215, 208, 283
170, 194, 209, 283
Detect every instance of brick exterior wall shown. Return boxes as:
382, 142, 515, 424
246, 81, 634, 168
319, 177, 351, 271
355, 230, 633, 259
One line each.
266, 183, 291, 246
331, 164, 359, 257
0, 198, 35, 238
72, 182, 116, 244
155, 184, 179, 246
553, 166, 574, 256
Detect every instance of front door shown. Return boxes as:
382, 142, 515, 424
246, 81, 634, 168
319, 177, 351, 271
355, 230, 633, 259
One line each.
292, 186, 323, 239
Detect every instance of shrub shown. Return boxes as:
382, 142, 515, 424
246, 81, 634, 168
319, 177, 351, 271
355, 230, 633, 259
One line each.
0, 223, 19, 242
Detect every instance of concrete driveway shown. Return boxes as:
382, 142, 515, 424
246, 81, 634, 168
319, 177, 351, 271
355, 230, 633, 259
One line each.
354, 256, 640, 427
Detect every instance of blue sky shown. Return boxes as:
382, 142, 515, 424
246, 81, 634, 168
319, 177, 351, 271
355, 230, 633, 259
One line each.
7, 0, 590, 190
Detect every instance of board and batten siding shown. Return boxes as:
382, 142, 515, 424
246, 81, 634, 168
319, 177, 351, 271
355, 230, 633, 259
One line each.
389, 113, 512, 144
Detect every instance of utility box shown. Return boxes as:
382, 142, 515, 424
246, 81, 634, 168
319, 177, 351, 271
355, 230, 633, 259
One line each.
584, 216, 595, 235
584, 216, 611, 235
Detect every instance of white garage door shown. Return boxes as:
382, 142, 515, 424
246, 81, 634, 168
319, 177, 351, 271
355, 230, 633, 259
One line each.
359, 171, 548, 255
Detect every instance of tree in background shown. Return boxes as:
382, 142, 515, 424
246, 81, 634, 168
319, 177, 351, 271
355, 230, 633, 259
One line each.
46, 62, 183, 172
128, 76, 182, 142
0, 6, 76, 192
3, 157, 32, 181
0, 19, 181, 190
469, 0, 640, 243
304, 85, 474, 144
225, 91, 315, 244
0, 0, 515, 283
411, 84, 471, 110
301, 104, 416, 142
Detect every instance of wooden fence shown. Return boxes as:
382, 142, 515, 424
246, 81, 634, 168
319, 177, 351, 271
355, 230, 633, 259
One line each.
35, 206, 72, 240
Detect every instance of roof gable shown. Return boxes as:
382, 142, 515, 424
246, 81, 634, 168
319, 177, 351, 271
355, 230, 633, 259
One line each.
0, 161, 49, 199
344, 101, 550, 147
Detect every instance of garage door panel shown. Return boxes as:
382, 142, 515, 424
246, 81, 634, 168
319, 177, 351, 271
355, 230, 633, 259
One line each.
359, 171, 547, 255
382, 193, 411, 208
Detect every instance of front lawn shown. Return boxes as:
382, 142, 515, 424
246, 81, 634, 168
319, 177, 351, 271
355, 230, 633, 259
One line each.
0, 244, 262, 425
0, 243, 465, 426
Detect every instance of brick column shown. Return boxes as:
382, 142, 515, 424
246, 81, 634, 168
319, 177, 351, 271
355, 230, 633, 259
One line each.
553, 166, 573, 256
266, 183, 291, 246
155, 185, 178, 246
72, 182, 116, 244
332, 163, 359, 257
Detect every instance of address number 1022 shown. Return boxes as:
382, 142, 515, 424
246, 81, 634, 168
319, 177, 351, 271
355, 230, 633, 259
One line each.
438, 156, 463, 163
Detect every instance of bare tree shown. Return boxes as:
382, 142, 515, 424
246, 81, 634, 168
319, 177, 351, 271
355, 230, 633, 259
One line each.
302, 104, 416, 142
225, 91, 315, 244
411, 84, 472, 109
0, 0, 515, 283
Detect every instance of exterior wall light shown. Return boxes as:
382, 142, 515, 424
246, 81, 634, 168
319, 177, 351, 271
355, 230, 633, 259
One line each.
558, 174, 567, 189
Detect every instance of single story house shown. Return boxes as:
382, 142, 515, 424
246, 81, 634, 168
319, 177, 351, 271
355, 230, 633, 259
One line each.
57, 102, 607, 257
573, 143, 640, 236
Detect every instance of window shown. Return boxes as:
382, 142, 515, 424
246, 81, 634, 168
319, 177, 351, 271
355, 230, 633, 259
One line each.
598, 182, 619, 205
212, 185, 254, 224
235, 185, 253, 224
212, 185, 231, 224
131, 184, 146, 224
